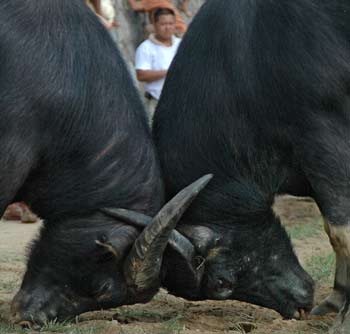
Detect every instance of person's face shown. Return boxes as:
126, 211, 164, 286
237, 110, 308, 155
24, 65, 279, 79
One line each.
154, 14, 176, 41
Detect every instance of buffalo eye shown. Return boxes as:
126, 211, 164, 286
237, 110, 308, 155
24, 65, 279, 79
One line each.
216, 278, 232, 290
98, 280, 113, 294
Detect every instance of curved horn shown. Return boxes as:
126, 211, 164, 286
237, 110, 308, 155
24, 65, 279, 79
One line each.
177, 225, 221, 257
123, 174, 212, 292
101, 208, 151, 226
100, 208, 195, 263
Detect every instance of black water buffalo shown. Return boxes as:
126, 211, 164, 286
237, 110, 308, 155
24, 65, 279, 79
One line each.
0, 0, 210, 326
153, 0, 350, 332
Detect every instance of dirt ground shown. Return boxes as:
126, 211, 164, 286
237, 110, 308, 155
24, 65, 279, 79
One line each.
0, 197, 337, 334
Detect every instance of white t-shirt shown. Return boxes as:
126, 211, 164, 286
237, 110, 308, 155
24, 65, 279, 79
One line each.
135, 35, 181, 100
101, 0, 116, 22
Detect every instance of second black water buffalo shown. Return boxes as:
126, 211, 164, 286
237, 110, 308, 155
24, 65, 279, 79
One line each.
0, 0, 210, 326
154, 0, 350, 332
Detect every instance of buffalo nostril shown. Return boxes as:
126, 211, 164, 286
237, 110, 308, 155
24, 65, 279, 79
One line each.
10, 298, 28, 325
10, 311, 29, 327
289, 287, 313, 306
296, 288, 311, 300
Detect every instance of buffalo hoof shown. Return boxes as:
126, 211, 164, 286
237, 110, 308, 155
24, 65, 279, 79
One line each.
330, 306, 350, 334
311, 289, 343, 316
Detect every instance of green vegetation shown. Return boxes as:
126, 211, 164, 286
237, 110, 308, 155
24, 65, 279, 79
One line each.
0, 321, 114, 334
285, 217, 323, 239
0, 323, 17, 334
0, 309, 119, 334
115, 310, 184, 334
305, 253, 335, 285
0, 280, 19, 293
56, 323, 111, 334
229, 322, 256, 333
156, 315, 184, 334
39, 320, 73, 333
271, 321, 330, 334
116, 308, 165, 321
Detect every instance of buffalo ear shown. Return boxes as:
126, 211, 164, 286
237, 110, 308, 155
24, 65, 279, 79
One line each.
95, 225, 140, 261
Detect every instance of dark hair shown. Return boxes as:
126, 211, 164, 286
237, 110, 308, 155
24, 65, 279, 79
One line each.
153, 8, 175, 22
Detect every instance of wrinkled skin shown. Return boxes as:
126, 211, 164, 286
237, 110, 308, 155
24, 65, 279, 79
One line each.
151, 0, 340, 322
2, 0, 169, 325
2, 0, 213, 326
162, 215, 314, 319
74, 199, 314, 320
11, 175, 212, 326
11, 218, 142, 324
205, 226, 314, 318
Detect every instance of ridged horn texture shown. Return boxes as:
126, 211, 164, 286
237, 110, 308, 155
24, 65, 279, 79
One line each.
100, 208, 195, 264
123, 174, 213, 292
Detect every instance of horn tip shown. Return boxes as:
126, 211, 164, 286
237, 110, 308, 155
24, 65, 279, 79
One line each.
193, 174, 213, 191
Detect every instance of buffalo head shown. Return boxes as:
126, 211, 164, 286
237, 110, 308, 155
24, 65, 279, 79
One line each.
176, 215, 315, 319
10, 175, 212, 326
111, 206, 314, 319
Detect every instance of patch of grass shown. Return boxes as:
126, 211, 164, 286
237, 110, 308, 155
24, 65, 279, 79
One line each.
228, 314, 257, 334
116, 308, 165, 321
272, 330, 308, 334
156, 315, 184, 334
305, 253, 335, 285
115, 309, 184, 333
0, 280, 19, 293
271, 321, 329, 334
37, 319, 113, 334
0, 323, 18, 334
310, 321, 331, 333
0, 254, 26, 263
0, 322, 40, 334
228, 322, 249, 333
66, 324, 111, 334
286, 217, 323, 239
0, 320, 112, 334
39, 319, 72, 332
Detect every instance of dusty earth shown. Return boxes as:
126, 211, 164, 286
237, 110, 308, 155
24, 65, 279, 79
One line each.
0, 197, 337, 333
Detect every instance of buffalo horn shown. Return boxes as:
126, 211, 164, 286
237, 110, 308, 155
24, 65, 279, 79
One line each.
123, 174, 212, 291
101, 208, 195, 264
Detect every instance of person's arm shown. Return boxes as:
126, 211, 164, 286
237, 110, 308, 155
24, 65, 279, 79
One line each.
128, 0, 144, 11
136, 69, 167, 82
89, 0, 103, 15
135, 43, 166, 83
95, 13, 113, 29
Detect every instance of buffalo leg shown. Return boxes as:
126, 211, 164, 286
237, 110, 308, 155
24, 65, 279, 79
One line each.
311, 221, 346, 316
295, 113, 350, 332
0, 137, 36, 218
321, 223, 350, 334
